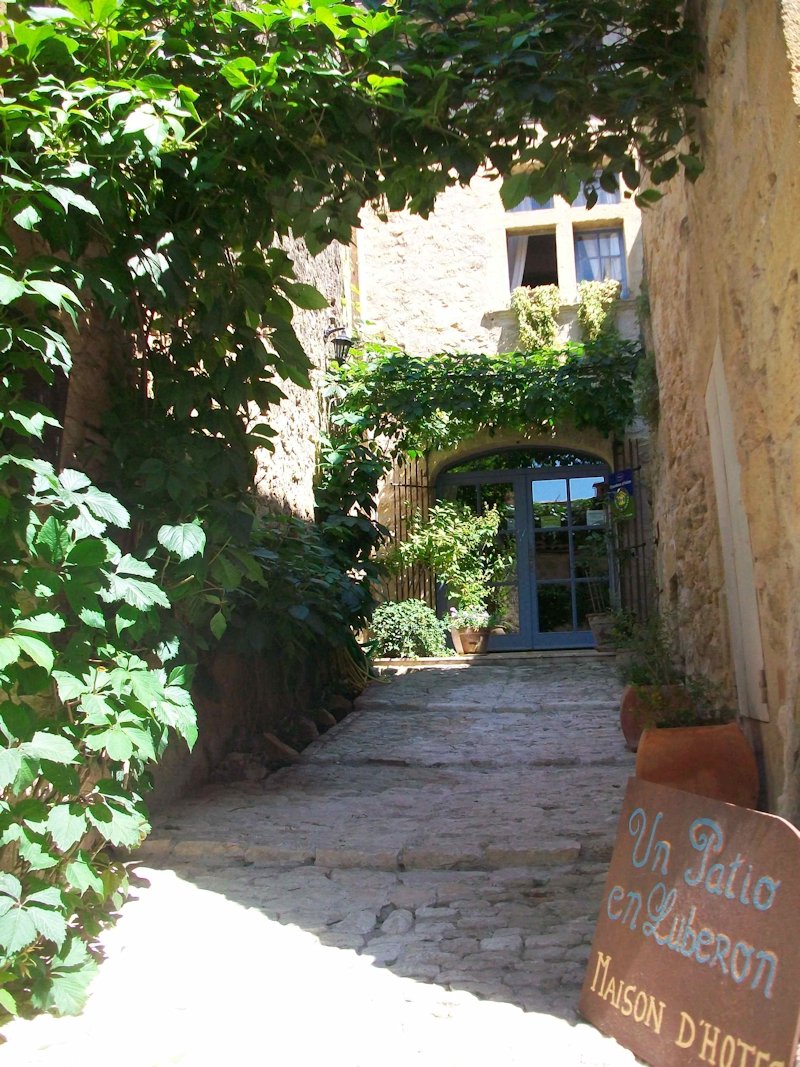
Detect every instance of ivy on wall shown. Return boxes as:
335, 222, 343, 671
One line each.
328, 337, 641, 453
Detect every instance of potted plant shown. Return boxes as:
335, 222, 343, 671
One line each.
617, 615, 759, 808
616, 614, 690, 750
447, 605, 500, 654
387, 501, 511, 654
635, 677, 759, 809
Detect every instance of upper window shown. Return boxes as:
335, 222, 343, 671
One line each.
573, 173, 621, 208
508, 195, 554, 212
507, 232, 558, 289
574, 228, 626, 289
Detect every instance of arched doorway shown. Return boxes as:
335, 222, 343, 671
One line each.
437, 446, 613, 651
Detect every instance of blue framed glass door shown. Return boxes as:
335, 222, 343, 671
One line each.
437, 449, 611, 651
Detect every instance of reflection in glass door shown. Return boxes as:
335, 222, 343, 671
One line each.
437, 449, 611, 651
531, 475, 610, 648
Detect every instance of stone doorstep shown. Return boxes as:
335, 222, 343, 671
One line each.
353, 699, 620, 712
375, 650, 617, 670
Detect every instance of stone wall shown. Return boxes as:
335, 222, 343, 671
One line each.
641, 0, 800, 817
253, 240, 348, 518
355, 168, 643, 354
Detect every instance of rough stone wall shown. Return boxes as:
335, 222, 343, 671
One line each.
253, 240, 347, 518
641, 0, 800, 817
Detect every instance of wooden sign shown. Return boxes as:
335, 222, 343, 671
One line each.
580, 778, 800, 1067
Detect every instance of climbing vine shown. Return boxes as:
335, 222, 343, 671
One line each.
328, 338, 641, 453
511, 285, 562, 350
577, 279, 623, 342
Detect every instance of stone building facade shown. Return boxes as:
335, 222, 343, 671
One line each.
640, 0, 800, 817
356, 171, 648, 652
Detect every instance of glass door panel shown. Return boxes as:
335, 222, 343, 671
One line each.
536, 583, 573, 633
530, 474, 610, 646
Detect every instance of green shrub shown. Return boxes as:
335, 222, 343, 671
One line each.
370, 600, 450, 659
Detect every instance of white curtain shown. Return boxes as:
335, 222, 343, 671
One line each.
507, 235, 528, 290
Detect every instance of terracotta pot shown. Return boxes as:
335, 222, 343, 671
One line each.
451, 627, 489, 654
587, 612, 615, 651
635, 721, 759, 808
619, 683, 692, 752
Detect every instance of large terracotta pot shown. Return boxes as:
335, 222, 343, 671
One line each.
619, 683, 693, 752
635, 721, 759, 808
451, 628, 489, 654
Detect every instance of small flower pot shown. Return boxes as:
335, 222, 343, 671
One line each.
587, 612, 615, 651
451, 627, 489, 654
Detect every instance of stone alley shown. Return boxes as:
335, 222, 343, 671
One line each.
2, 654, 646, 1066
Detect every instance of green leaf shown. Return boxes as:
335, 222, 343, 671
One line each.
52, 671, 86, 702
86, 726, 134, 762
0, 276, 25, 305
13, 634, 54, 673
0, 988, 17, 1015
47, 804, 88, 851
13, 204, 42, 231
0, 749, 23, 791
34, 516, 71, 564
65, 853, 103, 895
104, 573, 170, 611
29, 904, 67, 947
275, 280, 330, 310
42, 937, 97, 1015
210, 611, 227, 640
67, 538, 108, 566
26, 279, 84, 311
20, 731, 78, 764
42, 185, 100, 217
16, 832, 58, 871
500, 171, 533, 210
157, 522, 206, 561
0, 638, 20, 671
15, 613, 65, 634
0, 909, 38, 954
0, 874, 21, 900
86, 800, 148, 848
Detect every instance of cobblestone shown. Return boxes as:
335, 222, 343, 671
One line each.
0, 654, 649, 1066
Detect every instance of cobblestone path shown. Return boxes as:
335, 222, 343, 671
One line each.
2, 654, 644, 1067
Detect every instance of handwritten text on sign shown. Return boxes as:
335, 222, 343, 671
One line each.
579, 779, 800, 1067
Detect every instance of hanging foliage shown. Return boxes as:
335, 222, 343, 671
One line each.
328, 337, 641, 454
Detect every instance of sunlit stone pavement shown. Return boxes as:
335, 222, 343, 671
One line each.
2, 653, 648, 1066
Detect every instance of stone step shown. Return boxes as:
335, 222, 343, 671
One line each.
137, 835, 591, 871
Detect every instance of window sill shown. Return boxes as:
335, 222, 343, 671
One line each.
484, 296, 638, 324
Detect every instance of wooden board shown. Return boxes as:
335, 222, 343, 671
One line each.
580, 778, 800, 1067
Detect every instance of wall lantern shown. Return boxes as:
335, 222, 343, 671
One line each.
324, 325, 355, 361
